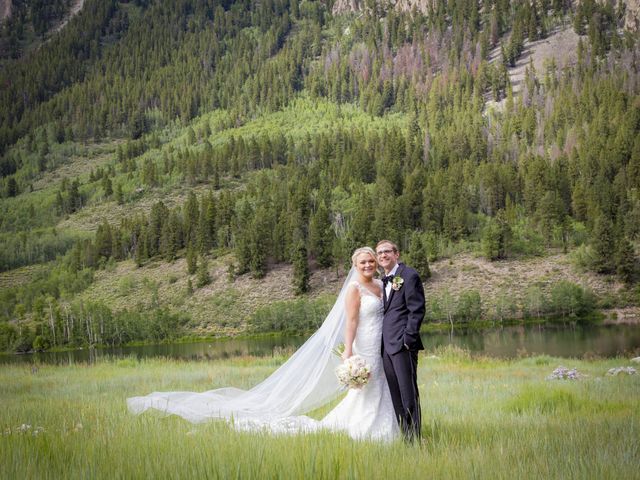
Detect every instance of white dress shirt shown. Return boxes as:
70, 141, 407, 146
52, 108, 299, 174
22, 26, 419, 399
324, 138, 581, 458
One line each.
384, 263, 400, 299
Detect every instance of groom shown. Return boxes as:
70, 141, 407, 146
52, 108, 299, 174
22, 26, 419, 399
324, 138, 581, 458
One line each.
377, 240, 425, 442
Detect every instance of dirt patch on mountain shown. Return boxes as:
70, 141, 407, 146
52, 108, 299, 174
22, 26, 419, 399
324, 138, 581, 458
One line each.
508, 26, 581, 95
424, 252, 627, 311
0, 0, 11, 22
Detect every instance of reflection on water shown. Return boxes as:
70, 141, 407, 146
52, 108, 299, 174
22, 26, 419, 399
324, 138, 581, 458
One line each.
2, 323, 640, 365
423, 323, 640, 358
0, 336, 307, 366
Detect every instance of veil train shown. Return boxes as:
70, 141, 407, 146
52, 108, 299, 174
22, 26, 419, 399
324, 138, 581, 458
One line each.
127, 268, 357, 425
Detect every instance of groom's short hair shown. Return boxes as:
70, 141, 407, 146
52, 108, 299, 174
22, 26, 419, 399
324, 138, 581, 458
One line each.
376, 240, 399, 252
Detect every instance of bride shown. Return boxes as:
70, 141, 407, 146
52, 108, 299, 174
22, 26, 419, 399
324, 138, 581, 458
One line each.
127, 247, 399, 441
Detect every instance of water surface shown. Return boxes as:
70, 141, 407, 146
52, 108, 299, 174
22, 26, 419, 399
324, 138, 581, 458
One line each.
2, 323, 639, 365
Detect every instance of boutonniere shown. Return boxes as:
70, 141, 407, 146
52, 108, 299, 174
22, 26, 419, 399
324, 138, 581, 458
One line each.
391, 276, 404, 291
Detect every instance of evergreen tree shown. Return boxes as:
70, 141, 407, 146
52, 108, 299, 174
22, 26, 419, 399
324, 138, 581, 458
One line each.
233, 199, 253, 275
102, 176, 113, 197
309, 200, 333, 268
160, 215, 178, 262
249, 204, 271, 279
198, 193, 215, 254
481, 210, 512, 261
6, 177, 18, 197
186, 243, 198, 275
147, 202, 168, 258
68, 179, 82, 213
615, 236, 636, 283
95, 220, 113, 261
591, 214, 615, 274
183, 191, 200, 248
292, 237, 310, 295
407, 232, 431, 280
114, 182, 124, 205
135, 227, 147, 267
196, 256, 211, 288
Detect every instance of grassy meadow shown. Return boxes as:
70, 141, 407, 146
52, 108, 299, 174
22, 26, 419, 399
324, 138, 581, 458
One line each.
1, 347, 639, 479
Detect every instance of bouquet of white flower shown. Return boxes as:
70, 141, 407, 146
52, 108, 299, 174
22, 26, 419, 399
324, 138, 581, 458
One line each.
335, 355, 371, 389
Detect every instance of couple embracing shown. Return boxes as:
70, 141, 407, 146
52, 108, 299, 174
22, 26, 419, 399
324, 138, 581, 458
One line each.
128, 240, 426, 443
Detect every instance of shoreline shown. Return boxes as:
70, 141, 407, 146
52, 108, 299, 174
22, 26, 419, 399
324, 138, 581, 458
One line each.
3, 312, 640, 357
601, 306, 640, 325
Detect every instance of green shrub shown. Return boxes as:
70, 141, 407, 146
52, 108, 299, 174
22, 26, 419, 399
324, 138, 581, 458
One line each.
549, 281, 596, 318
13, 325, 34, 353
456, 290, 482, 322
523, 286, 547, 318
569, 244, 597, 272
118, 276, 138, 296
510, 217, 545, 256
0, 322, 18, 352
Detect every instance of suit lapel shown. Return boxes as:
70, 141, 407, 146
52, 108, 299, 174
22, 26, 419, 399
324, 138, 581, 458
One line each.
384, 263, 404, 313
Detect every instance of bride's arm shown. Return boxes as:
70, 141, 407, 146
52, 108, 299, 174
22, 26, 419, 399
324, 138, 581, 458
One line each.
342, 284, 360, 359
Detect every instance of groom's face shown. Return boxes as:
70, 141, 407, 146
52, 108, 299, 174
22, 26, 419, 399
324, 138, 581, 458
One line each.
376, 242, 399, 273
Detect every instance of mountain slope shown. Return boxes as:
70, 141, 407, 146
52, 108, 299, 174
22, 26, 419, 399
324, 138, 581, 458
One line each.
0, 0, 638, 353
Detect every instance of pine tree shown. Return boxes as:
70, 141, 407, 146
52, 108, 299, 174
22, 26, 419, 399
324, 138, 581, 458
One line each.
135, 227, 147, 267
293, 238, 310, 295
186, 244, 198, 275
68, 179, 82, 213
591, 214, 615, 273
249, 205, 271, 279
407, 232, 431, 280
196, 256, 211, 288
147, 202, 168, 258
160, 217, 178, 262
309, 200, 333, 268
114, 182, 124, 205
102, 176, 113, 197
187, 127, 197, 145
482, 210, 512, 260
615, 236, 636, 283
233, 199, 253, 275
6, 177, 18, 197
95, 220, 113, 261
183, 191, 200, 248
198, 193, 215, 254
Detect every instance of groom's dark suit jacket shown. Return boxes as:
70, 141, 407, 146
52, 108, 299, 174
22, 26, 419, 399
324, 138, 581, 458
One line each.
382, 263, 426, 355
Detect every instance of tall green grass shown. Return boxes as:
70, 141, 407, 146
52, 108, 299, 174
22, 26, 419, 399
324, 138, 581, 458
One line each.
1, 349, 638, 479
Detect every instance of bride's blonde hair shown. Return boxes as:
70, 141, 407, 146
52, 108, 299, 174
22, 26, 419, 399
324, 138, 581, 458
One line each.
351, 246, 377, 267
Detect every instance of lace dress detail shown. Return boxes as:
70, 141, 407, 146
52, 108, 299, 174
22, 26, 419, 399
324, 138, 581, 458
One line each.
318, 280, 399, 441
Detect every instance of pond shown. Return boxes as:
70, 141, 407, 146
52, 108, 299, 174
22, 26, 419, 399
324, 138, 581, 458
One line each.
2, 322, 640, 365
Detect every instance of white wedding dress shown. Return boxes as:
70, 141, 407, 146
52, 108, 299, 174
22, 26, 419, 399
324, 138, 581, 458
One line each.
127, 272, 399, 442
317, 281, 398, 440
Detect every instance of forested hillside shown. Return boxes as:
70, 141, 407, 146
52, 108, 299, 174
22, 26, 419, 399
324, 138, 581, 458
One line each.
0, 0, 638, 352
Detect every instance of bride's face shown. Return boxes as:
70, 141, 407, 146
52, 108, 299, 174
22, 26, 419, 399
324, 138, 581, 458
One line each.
355, 253, 377, 280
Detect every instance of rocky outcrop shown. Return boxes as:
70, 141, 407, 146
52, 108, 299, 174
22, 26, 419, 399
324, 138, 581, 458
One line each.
0, 0, 12, 22
331, 0, 435, 15
625, 0, 640, 31
332, 0, 640, 32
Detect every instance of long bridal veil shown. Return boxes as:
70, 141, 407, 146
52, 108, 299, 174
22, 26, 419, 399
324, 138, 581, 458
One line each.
127, 268, 357, 425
